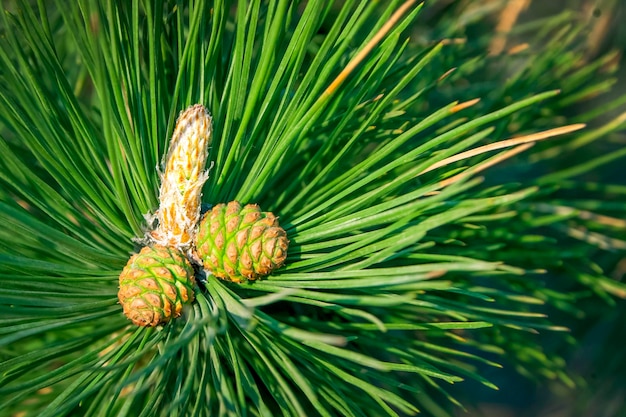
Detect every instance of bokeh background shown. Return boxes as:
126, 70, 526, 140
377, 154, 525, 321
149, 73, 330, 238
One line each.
431, 1, 626, 416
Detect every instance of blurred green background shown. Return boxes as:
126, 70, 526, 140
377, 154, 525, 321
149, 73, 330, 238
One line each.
435, 1, 626, 416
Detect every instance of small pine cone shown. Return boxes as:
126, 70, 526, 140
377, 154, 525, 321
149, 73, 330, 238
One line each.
118, 245, 196, 327
195, 201, 289, 282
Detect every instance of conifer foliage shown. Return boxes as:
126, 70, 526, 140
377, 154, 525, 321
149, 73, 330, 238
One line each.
1, 1, 625, 416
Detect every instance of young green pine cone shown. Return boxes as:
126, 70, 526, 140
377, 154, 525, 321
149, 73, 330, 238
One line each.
195, 201, 289, 282
118, 245, 196, 327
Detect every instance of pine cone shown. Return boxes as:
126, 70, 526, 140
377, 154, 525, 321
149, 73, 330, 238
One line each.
195, 201, 289, 282
118, 245, 196, 327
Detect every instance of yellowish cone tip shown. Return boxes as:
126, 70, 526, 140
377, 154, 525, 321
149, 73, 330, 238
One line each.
118, 245, 196, 327
151, 104, 213, 249
195, 201, 289, 283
